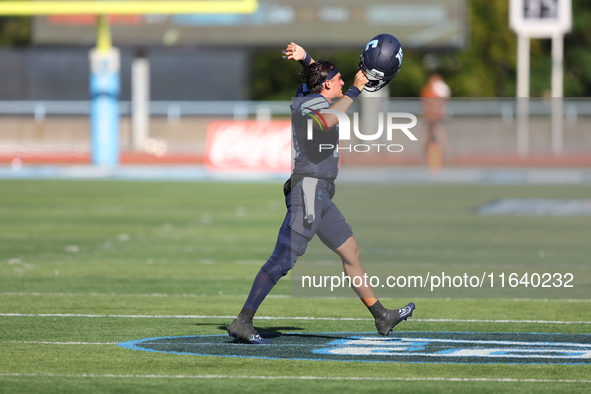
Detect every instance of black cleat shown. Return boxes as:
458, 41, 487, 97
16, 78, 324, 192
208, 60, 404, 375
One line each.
374, 302, 415, 336
227, 318, 272, 344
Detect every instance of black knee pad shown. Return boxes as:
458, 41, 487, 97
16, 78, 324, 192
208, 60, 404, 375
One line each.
262, 242, 298, 283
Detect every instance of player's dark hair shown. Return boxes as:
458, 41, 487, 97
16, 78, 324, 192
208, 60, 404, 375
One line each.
300, 60, 336, 94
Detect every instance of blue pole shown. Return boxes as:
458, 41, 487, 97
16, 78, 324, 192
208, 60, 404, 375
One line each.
89, 16, 120, 166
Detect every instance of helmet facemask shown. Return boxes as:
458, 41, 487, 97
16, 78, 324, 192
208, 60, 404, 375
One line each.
358, 56, 397, 92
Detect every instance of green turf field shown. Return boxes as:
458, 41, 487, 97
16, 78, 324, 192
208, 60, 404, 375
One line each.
1, 179, 590, 393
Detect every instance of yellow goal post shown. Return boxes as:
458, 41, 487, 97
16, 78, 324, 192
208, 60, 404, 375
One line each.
0, 1, 258, 15
0, 1, 259, 50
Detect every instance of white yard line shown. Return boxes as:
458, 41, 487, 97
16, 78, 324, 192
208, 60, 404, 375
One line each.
1, 341, 114, 345
1, 293, 589, 302
1, 313, 590, 324
0, 292, 288, 298
0, 373, 589, 383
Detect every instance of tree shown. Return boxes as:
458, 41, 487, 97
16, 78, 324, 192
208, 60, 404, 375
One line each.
249, 0, 591, 99
0, 14, 31, 47
563, 1, 591, 97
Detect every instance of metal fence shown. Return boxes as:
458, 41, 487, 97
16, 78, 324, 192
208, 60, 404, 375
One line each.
2, 99, 591, 118
1, 99, 590, 160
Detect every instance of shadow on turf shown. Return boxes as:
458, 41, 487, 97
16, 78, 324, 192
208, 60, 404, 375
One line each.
216, 325, 305, 333
216, 325, 352, 344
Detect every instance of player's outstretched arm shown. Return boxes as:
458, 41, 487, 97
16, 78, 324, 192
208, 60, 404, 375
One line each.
321, 70, 369, 128
282, 42, 314, 66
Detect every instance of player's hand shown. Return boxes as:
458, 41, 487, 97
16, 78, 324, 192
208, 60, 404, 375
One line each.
353, 70, 369, 91
282, 42, 306, 62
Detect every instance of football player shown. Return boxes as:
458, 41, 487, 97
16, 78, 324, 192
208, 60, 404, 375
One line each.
227, 36, 415, 344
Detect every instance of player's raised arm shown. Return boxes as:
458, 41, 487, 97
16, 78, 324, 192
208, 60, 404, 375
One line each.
319, 70, 368, 129
282, 42, 314, 66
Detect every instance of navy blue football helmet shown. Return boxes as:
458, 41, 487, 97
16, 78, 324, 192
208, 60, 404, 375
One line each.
358, 34, 403, 92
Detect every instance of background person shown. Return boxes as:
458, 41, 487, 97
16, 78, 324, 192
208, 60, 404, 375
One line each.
420, 73, 452, 169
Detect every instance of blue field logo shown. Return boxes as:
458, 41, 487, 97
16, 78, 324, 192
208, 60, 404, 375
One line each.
313, 335, 591, 361
118, 331, 591, 365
